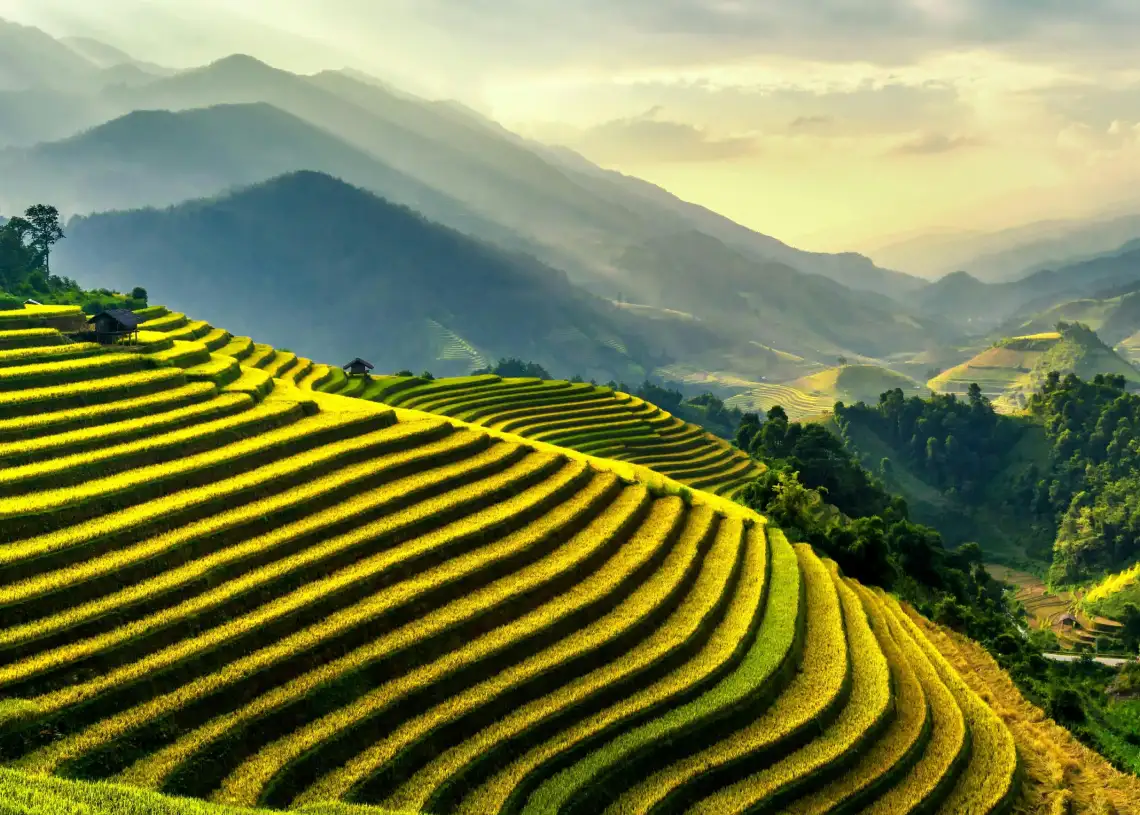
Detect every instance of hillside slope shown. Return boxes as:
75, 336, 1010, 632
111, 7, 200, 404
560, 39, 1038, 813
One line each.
0, 104, 532, 258
53, 171, 720, 384
928, 324, 1140, 409
724, 365, 928, 422
0, 301, 1026, 814
126, 307, 762, 498
911, 242, 1140, 332
614, 231, 951, 362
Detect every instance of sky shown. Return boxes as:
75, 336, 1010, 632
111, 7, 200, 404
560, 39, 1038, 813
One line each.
3, 0, 1140, 253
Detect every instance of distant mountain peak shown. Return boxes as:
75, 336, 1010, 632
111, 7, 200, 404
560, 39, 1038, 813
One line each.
195, 53, 279, 77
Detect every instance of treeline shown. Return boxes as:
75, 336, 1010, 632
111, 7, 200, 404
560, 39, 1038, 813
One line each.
733, 400, 1140, 772
1, 204, 145, 313
835, 384, 1026, 500
831, 372, 1140, 584
1030, 372, 1140, 583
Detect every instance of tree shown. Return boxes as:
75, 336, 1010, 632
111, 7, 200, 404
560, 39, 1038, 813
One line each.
837, 356, 848, 366
22, 205, 64, 274
131, 287, 148, 302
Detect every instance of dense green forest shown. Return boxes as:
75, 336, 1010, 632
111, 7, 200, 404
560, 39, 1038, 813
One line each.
733, 398, 1140, 774
830, 373, 1140, 586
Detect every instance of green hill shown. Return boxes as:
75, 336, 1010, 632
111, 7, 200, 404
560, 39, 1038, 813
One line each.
725, 364, 928, 421
53, 171, 714, 384
0, 301, 1028, 814
928, 323, 1140, 410
614, 231, 954, 363
0, 104, 533, 258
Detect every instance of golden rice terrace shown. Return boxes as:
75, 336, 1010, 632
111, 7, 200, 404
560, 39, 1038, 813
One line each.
0, 302, 1096, 815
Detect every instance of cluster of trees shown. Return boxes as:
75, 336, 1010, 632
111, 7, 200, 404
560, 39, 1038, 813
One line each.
472, 357, 552, 379
733, 398, 1140, 773
1028, 373, 1140, 582
834, 385, 1026, 500
616, 380, 743, 439
1, 205, 67, 302
0, 204, 145, 313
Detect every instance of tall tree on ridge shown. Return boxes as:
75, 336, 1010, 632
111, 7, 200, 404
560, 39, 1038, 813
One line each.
23, 205, 64, 274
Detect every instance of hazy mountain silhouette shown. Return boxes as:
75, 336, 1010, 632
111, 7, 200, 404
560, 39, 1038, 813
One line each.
0, 102, 540, 256
60, 36, 173, 75
0, 18, 97, 91
910, 241, 1140, 331
614, 230, 952, 359
5, 39, 936, 352
874, 211, 1140, 282
53, 171, 726, 380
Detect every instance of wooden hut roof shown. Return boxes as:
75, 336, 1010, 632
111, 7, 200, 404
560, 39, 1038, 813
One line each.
89, 309, 142, 331
343, 358, 374, 370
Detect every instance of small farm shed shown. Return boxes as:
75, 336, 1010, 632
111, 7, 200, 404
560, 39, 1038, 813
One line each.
343, 358, 374, 376
1058, 613, 1079, 629
89, 309, 141, 345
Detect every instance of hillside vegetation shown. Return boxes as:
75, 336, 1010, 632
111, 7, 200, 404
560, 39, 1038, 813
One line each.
0, 301, 1036, 814
726, 364, 927, 422
927, 324, 1140, 411
54, 172, 717, 384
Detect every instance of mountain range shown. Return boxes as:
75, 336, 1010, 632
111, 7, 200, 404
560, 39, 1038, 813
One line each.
53, 171, 730, 382
872, 210, 1140, 283
7, 16, 1140, 380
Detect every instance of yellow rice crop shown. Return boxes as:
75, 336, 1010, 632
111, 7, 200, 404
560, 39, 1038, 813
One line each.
15, 453, 578, 771
0, 392, 253, 465
0, 432, 511, 674
859, 588, 966, 815
784, 581, 929, 815
607, 542, 848, 815
117, 468, 623, 791
256, 497, 685, 808
0, 328, 64, 349
297, 364, 334, 391
448, 517, 761, 815
521, 527, 796, 815
0, 383, 222, 446
1085, 562, 1140, 605
262, 352, 298, 379
139, 312, 188, 332
0, 353, 152, 389
223, 367, 274, 397
199, 328, 232, 352
243, 344, 276, 369
0, 399, 301, 498
0, 342, 105, 367
217, 336, 254, 360
166, 320, 212, 342
0, 368, 185, 418
687, 563, 891, 813
0, 412, 411, 570
887, 594, 1017, 814
383, 507, 735, 812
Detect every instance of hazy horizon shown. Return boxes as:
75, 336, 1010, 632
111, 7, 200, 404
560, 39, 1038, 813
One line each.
3, 0, 1140, 256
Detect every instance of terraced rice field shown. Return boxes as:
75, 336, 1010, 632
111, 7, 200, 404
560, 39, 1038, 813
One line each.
0, 304, 1026, 814
724, 383, 834, 422
128, 311, 758, 497
987, 565, 1121, 650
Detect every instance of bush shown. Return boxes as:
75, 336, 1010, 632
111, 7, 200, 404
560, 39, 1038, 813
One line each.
0, 293, 24, 310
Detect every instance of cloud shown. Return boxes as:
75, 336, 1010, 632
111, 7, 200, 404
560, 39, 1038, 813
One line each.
558, 107, 757, 164
789, 115, 834, 130
889, 132, 985, 155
